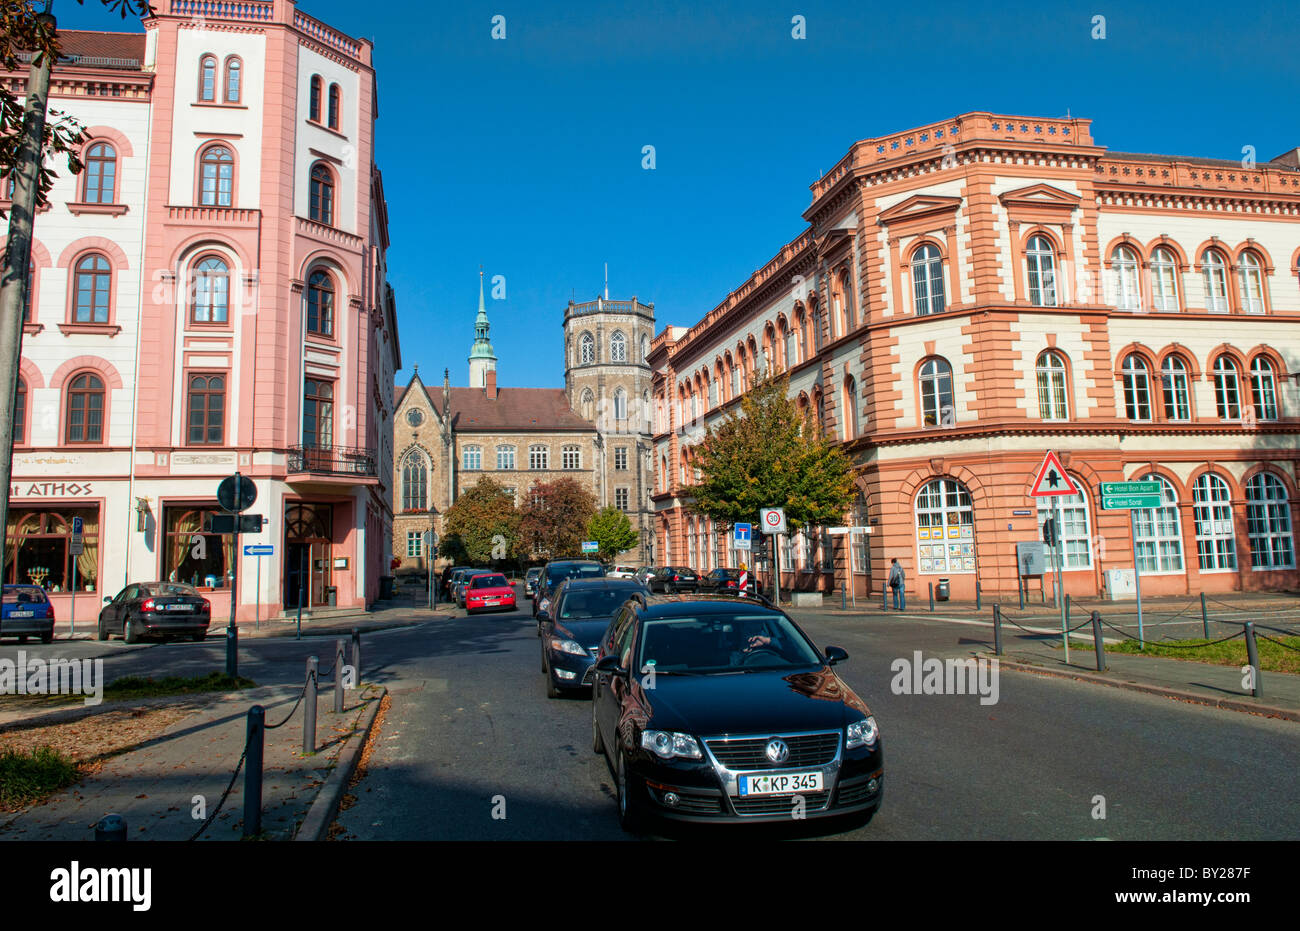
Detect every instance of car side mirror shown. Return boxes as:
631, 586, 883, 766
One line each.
103, 596, 113, 603
824, 646, 849, 666
594, 654, 625, 676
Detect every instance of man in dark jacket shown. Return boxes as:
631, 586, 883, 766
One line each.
888, 558, 906, 610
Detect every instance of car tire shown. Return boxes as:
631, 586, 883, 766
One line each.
124, 617, 142, 644
592, 704, 605, 755
17, 635, 27, 644
192, 631, 207, 643
544, 655, 561, 699
40, 630, 53, 644
615, 746, 649, 834
97, 620, 109, 641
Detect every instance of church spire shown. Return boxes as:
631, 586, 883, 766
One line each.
468, 266, 497, 388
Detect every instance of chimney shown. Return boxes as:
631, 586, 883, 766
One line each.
485, 369, 497, 400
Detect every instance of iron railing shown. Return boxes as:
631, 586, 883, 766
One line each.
287, 444, 375, 477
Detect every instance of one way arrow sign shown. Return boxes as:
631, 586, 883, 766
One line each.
1029, 450, 1080, 498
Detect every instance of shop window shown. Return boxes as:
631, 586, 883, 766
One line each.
162, 506, 231, 589
5, 508, 99, 592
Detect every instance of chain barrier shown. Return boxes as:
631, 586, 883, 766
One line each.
1256, 623, 1300, 638
188, 747, 247, 841
1206, 595, 1300, 616
265, 673, 314, 730
1134, 630, 1247, 650
1258, 633, 1300, 653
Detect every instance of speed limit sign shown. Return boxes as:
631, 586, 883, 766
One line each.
760, 507, 787, 534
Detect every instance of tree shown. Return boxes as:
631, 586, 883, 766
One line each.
587, 506, 638, 562
441, 478, 519, 565
517, 478, 596, 559
691, 373, 856, 533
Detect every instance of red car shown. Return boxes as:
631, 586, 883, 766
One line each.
464, 573, 516, 615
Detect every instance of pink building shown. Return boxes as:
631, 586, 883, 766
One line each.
7, 1, 399, 626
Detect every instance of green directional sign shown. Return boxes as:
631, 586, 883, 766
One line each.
1100, 481, 1161, 497
1102, 494, 1162, 510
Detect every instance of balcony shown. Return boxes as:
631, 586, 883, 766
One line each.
287, 444, 377, 485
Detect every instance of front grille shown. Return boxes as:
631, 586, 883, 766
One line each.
705, 732, 840, 769
667, 793, 722, 815
732, 791, 830, 816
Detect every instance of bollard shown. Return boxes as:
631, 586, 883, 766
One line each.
94, 813, 127, 841
841, 585, 847, 611
1091, 611, 1105, 672
304, 656, 318, 754
351, 627, 361, 679
243, 705, 264, 838
928, 583, 934, 612
1244, 622, 1262, 698
1201, 592, 1209, 640
1018, 578, 1024, 611
1064, 594, 1071, 630
992, 604, 1003, 656
225, 623, 238, 679
882, 584, 888, 611
975, 581, 981, 612
334, 639, 345, 714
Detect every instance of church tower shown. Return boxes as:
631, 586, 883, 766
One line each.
468, 268, 497, 389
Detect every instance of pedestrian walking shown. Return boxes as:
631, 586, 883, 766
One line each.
888, 558, 906, 610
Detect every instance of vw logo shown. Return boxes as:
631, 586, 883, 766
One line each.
765, 739, 789, 764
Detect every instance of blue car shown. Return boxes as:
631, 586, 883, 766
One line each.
1, 584, 55, 643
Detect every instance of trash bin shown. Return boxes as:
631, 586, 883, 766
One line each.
936, 578, 950, 601
378, 576, 395, 600
326, 586, 337, 607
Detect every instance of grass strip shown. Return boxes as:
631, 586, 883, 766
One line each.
103, 671, 256, 701
0, 746, 80, 809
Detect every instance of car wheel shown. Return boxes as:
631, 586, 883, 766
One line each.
97, 619, 109, 641
17, 635, 27, 644
124, 617, 142, 644
544, 655, 561, 699
615, 746, 648, 833
40, 630, 53, 644
192, 631, 207, 643
592, 703, 605, 755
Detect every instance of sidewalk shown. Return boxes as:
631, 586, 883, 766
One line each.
0, 681, 385, 840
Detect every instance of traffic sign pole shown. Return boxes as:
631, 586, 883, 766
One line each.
1056, 497, 1068, 663
1130, 507, 1144, 647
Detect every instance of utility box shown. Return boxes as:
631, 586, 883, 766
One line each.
1104, 568, 1136, 601
791, 592, 823, 607
1015, 541, 1047, 578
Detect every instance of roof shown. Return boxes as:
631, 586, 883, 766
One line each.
52, 30, 146, 69
1106, 151, 1300, 172
448, 387, 592, 433
636, 595, 782, 617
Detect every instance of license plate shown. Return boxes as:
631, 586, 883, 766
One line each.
10, 610, 33, 618
165, 604, 194, 612
483, 599, 499, 606
738, 772, 823, 796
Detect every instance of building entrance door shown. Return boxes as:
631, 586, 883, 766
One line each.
284, 503, 333, 609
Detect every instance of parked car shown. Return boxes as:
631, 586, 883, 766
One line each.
699, 567, 744, 594
607, 565, 638, 580
525, 567, 543, 600
634, 567, 659, 588
532, 560, 606, 619
646, 566, 700, 594
464, 573, 517, 614
0, 584, 55, 643
538, 578, 649, 698
591, 594, 882, 831
455, 570, 493, 608
97, 582, 211, 643
441, 566, 473, 599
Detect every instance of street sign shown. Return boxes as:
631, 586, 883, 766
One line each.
760, 507, 787, 534
424, 530, 438, 546
1102, 494, 1162, 510
1029, 451, 1079, 497
217, 473, 257, 512
1101, 481, 1161, 497
207, 513, 264, 534
72, 516, 83, 535
734, 522, 752, 550
581, 540, 598, 554
1016, 540, 1046, 576
244, 544, 274, 556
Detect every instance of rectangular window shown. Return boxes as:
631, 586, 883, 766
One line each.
187, 374, 226, 445
462, 446, 482, 470
562, 447, 581, 470
614, 447, 628, 470
529, 447, 549, 470
302, 378, 333, 448
6, 507, 99, 590
162, 505, 230, 589
406, 531, 423, 558
496, 446, 515, 470
615, 487, 629, 511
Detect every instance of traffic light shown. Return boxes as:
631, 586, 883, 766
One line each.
1042, 517, 1058, 546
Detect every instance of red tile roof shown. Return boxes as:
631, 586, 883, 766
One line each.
449, 387, 593, 433
54, 30, 146, 69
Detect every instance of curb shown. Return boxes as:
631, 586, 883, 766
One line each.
987, 654, 1300, 722
295, 685, 387, 841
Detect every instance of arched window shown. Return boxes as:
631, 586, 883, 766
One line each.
1213, 355, 1241, 420
1133, 474, 1184, 573
65, 373, 105, 444
778, 319, 791, 371
579, 389, 594, 420
1112, 245, 1141, 311
614, 388, 627, 421
610, 330, 627, 363
1201, 250, 1229, 313
73, 254, 111, 323
1150, 246, 1180, 312
707, 374, 717, 408
309, 162, 334, 225
1246, 473, 1295, 569
562, 445, 581, 470
13, 377, 26, 445
224, 56, 242, 103
643, 390, 651, 432
731, 355, 741, 397
199, 54, 217, 101
687, 517, 697, 567
187, 374, 225, 445
495, 445, 515, 470
1251, 357, 1278, 421
579, 331, 594, 365
640, 333, 650, 363
842, 375, 858, 442
919, 357, 953, 427
307, 269, 335, 337
82, 142, 116, 204
199, 145, 234, 206
1035, 350, 1069, 421
836, 268, 855, 332
309, 75, 322, 122
1121, 354, 1151, 421
1036, 476, 1093, 568
1160, 355, 1191, 421
912, 244, 945, 316
1026, 235, 1057, 306
1238, 251, 1266, 314
914, 478, 975, 574
1193, 473, 1236, 571
328, 83, 341, 130
794, 307, 808, 363
191, 256, 230, 324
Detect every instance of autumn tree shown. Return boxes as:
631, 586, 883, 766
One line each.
691, 373, 856, 534
587, 506, 638, 562
441, 478, 520, 565
517, 478, 596, 559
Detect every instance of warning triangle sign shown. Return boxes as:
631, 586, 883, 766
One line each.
1029, 450, 1079, 497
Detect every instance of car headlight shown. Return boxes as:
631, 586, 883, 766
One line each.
846, 716, 879, 749
549, 637, 586, 657
641, 730, 702, 760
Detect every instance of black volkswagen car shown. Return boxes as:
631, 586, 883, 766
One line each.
591, 595, 882, 831
532, 559, 606, 618
97, 582, 211, 643
538, 578, 649, 698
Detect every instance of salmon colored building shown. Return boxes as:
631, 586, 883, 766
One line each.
650, 112, 1300, 603
7, 1, 399, 625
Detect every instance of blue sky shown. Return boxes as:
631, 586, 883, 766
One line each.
62, 0, 1300, 389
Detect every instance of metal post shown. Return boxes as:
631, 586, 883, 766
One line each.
1019, 576, 1025, 610
228, 472, 241, 667
303, 656, 318, 753
1053, 508, 1069, 664
70, 557, 76, 639
1243, 622, 1261, 698
255, 554, 261, 630
882, 581, 888, 611
225, 623, 237, 679
928, 582, 934, 612
295, 546, 306, 640
243, 705, 264, 838
1064, 594, 1071, 631
975, 581, 981, 612
1201, 592, 1209, 640
773, 535, 781, 607
1129, 508, 1145, 648
351, 627, 360, 679
841, 582, 846, 611
333, 639, 344, 714
993, 603, 1003, 656
1091, 611, 1105, 672
427, 554, 432, 610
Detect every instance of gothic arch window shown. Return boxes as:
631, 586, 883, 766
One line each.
402, 451, 428, 512
610, 330, 627, 363
580, 388, 595, 420
580, 331, 595, 365
614, 388, 628, 421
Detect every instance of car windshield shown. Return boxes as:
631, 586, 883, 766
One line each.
547, 564, 604, 584
471, 575, 508, 588
144, 583, 198, 597
3, 588, 46, 604
637, 612, 822, 674
559, 589, 638, 619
